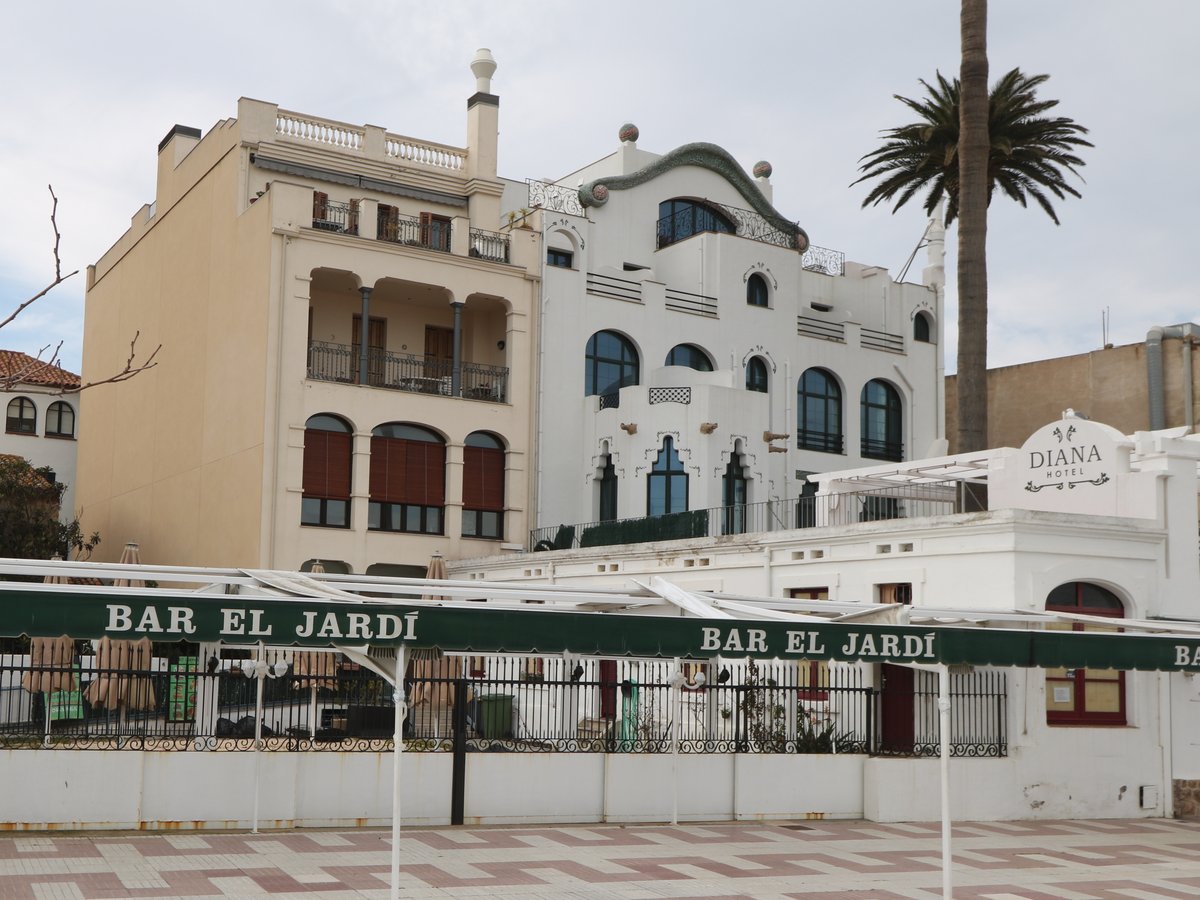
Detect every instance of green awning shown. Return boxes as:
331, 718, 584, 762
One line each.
5, 587, 1200, 672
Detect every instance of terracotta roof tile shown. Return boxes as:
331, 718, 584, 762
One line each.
0, 453, 55, 489
0, 350, 80, 389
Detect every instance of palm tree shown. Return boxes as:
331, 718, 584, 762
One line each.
854, 37, 1090, 452
854, 68, 1091, 227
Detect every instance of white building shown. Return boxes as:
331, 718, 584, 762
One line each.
508, 128, 944, 547
0, 350, 80, 520
454, 412, 1200, 821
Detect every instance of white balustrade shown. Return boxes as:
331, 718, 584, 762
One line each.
275, 111, 364, 151
384, 135, 466, 171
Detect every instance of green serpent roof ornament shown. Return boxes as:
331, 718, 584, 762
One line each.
578, 142, 809, 252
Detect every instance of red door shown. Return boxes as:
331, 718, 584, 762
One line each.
879, 663, 914, 752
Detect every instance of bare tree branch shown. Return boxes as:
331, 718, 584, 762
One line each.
0, 186, 79, 333
74, 332, 161, 393
1, 185, 160, 394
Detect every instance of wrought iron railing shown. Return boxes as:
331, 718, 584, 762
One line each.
797, 316, 846, 342
797, 429, 845, 454
469, 227, 510, 263
530, 483, 962, 551
665, 287, 718, 317
586, 272, 642, 303
307, 341, 508, 403
312, 200, 358, 235
861, 437, 904, 462
597, 391, 620, 411
377, 211, 451, 252
801, 245, 846, 276
526, 179, 585, 216
0, 648, 1006, 757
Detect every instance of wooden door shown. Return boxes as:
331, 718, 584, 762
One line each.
879, 664, 915, 752
424, 326, 453, 380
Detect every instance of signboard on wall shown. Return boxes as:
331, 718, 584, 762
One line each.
1013, 415, 1127, 514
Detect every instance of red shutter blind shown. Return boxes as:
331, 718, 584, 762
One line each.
370, 436, 410, 503
463, 446, 504, 511
303, 429, 351, 499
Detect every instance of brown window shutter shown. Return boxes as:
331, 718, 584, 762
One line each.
401, 440, 445, 506
370, 436, 410, 503
347, 199, 360, 235
463, 446, 504, 511
303, 429, 351, 499
313, 191, 328, 221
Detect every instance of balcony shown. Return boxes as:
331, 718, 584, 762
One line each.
307, 341, 508, 403
530, 482, 961, 551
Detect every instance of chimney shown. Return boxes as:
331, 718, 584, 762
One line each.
466, 48, 499, 181
156, 124, 201, 204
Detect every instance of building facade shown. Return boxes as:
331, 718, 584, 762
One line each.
510, 129, 945, 548
78, 51, 539, 573
0, 350, 80, 521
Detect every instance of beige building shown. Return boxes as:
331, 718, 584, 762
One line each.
946, 325, 1200, 452
79, 50, 540, 574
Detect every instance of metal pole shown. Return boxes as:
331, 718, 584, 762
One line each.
252, 644, 265, 834
938, 664, 952, 900
390, 645, 407, 900
671, 657, 680, 825
358, 287, 372, 385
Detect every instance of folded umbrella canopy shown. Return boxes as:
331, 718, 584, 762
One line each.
85, 636, 157, 711
21, 634, 76, 694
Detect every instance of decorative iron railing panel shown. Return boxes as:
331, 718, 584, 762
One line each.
801, 245, 846, 276
527, 180, 585, 216
586, 272, 642, 303
0, 646, 1006, 758
597, 391, 620, 410
797, 316, 845, 342
469, 227, 510, 264
861, 437, 904, 462
530, 482, 962, 551
648, 387, 691, 405
665, 288, 718, 318
307, 341, 507, 403
797, 430, 845, 454
861, 327, 905, 354
873, 669, 1008, 758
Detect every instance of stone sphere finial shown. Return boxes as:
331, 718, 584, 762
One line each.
619, 123, 640, 143
470, 48, 497, 93
752, 160, 773, 179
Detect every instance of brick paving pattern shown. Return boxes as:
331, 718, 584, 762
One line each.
2, 818, 1200, 898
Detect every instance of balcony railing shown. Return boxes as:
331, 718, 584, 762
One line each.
312, 199, 358, 235
469, 227, 510, 263
526, 179, 585, 216
861, 437, 904, 462
0, 647, 1007, 757
307, 341, 508, 403
377, 211, 452, 252
530, 483, 963, 551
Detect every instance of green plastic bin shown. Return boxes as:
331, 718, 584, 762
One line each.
478, 694, 513, 738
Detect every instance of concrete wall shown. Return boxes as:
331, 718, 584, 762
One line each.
946, 337, 1200, 453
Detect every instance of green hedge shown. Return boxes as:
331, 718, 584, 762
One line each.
580, 510, 710, 548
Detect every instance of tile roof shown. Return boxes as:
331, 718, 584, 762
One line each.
0, 350, 80, 389
0, 453, 55, 489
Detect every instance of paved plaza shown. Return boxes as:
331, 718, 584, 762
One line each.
3, 818, 1200, 899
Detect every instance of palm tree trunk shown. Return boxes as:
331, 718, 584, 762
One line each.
957, 0, 989, 452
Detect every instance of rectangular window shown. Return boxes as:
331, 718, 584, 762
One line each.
547, 247, 573, 268
368, 501, 443, 534
1045, 621, 1126, 725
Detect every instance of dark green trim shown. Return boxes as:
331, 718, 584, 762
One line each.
578, 142, 809, 252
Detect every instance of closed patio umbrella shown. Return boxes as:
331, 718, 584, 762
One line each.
25, 557, 77, 741
113, 542, 143, 587
295, 561, 337, 736
409, 552, 461, 735
85, 636, 157, 712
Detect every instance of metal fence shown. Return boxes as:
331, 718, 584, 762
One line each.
307, 341, 508, 403
531, 482, 963, 551
0, 645, 1006, 757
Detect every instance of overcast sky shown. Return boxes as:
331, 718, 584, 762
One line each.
2, 1, 1197, 377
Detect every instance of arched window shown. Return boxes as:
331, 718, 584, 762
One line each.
797, 369, 842, 453
598, 454, 618, 522
746, 273, 769, 307
913, 311, 932, 343
585, 330, 639, 403
46, 401, 75, 438
647, 437, 687, 516
369, 423, 445, 534
1045, 582, 1126, 725
861, 380, 903, 461
6, 397, 35, 435
664, 344, 713, 372
462, 431, 505, 539
301, 414, 352, 527
746, 357, 769, 393
657, 199, 734, 249
722, 454, 748, 535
